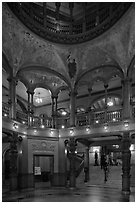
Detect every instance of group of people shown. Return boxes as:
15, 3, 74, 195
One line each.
94, 152, 110, 182
94, 152, 112, 172
94, 151, 115, 168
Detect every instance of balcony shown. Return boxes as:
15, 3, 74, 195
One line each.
2, 102, 135, 130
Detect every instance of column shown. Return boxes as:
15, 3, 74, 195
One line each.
84, 147, 90, 182
122, 78, 132, 120
51, 95, 57, 128
121, 132, 131, 194
68, 137, 77, 188
69, 91, 77, 127
7, 77, 17, 120
54, 96, 58, 128
88, 87, 93, 124
43, 2, 47, 27
69, 3, 74, 34
27, 90, 34, 126
104, 84, 108, 123
9, 132, 18, 191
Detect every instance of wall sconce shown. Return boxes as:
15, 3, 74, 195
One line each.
86, 126, 90, 132
19, 150, 22, 154
61, 125, 65, 129
4, 113, 8, 117
70, 129, 74, 135
50, 130, 54, 135
41, 125, 45, 129
124, 121, 129, 128
13, 123, 19, 129
34, 129, 37, 133
104, 123, 108, 130
65, 149, 67, 154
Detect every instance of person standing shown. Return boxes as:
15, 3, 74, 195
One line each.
94, 151, 99, 166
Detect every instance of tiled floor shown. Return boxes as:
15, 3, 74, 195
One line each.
2, 165, 135, 202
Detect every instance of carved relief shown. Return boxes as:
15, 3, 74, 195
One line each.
67, 52, 77, 79
32, 141, 56, 152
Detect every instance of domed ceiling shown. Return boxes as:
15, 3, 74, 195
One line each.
2, 2, 135, 107
7, 2, 131, 44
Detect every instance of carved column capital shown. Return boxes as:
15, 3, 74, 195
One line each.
104, 83, 108, 89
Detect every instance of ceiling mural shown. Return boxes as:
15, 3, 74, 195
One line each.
17, 69, 68, 93
3, 3, 135, 77
2, 3, 135, 107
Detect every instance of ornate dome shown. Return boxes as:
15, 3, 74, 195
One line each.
7, 2, 131, 44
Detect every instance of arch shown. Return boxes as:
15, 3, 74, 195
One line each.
127, 55, 135, 79
75, 64, 124, 89
88, 93, 122, 109
2, 51, 13, 77
92, 76, 106, 86
54, 86, 69, 96
17, 98, 27, 114
16, 65, 71, 89
33, 83, 53, 95
17, 78, 29, 91
2, 143, 10, 157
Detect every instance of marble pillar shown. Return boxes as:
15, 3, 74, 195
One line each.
121, 132, 131, 194
84, 147, 90, 182
122, 78, 132, 120
51, 95, 58, 128
9, 132, 19, 191
69, 91, 77, 127
27, 90, 34, 126
67, 138, 77, 188
7, 77, 17, 120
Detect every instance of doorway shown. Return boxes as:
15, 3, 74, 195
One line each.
33, 155, 54, 188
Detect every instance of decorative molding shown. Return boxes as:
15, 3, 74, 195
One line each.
31, 141, 56, 152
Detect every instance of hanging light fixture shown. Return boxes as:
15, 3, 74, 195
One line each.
35, 92, 43, 104
107, 97, 114, 107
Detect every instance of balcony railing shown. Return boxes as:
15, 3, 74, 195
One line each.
2, 102, 10, 117
2, 102, 135, 129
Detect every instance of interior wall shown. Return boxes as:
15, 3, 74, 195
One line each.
27, 138, 59, 174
